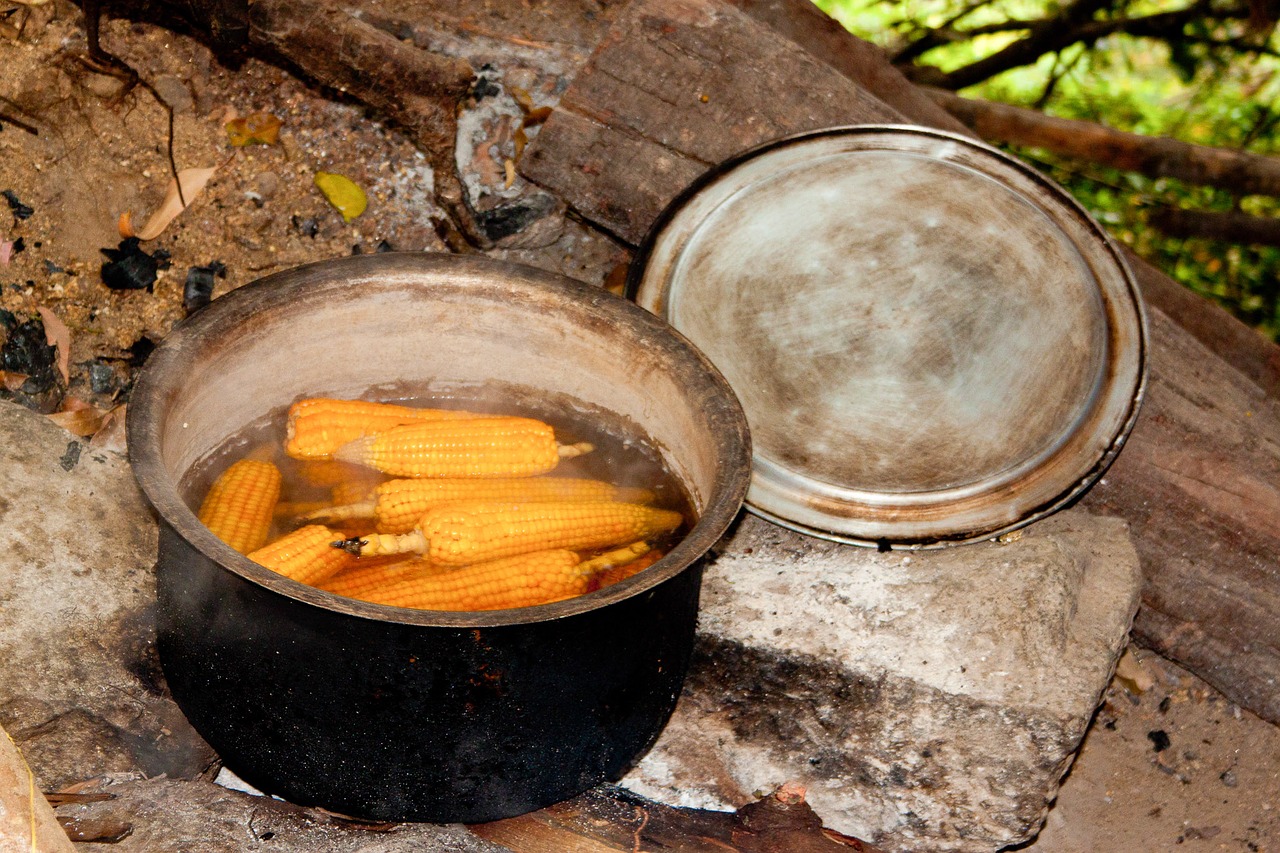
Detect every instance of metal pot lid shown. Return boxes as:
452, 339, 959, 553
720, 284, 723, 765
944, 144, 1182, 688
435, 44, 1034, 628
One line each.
628, 125, 1147, 548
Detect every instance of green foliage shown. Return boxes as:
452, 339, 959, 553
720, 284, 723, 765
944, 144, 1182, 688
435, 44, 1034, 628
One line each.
814, 0, 1280, 339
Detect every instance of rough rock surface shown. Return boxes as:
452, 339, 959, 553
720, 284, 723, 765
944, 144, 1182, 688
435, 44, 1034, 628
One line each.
0, 401, 215, 789
623, 510, 1142, 852
53, 776, 510, 852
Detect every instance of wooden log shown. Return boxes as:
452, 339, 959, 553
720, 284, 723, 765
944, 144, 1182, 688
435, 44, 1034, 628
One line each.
1123, 249, 1280, 398
471, 783, 885, 852
1080, 306, 1280, 723
520, 0, 903, 244
0, 726, 77, 852
925, 86, 1280, 200
1149, 205, 1280, 247
520, 0, 1280, 725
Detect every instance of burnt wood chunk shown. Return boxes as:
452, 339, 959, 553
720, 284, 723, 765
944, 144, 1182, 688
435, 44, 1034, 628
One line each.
520, 0, 902, 243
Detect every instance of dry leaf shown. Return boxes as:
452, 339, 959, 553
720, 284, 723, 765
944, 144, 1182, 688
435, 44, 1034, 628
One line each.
47, 401, 106, 437
513, 125, 528, 163
225, 112, 282, 146
89, 404, 128, 453
35, 305, 70, 386
126, 166, 219, 242
509, 87, 535, 112
0, 370, 29, 392
523, 106, 553, 126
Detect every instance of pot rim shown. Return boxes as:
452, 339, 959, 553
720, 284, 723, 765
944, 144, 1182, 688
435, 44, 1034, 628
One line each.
127, 252, 752, 628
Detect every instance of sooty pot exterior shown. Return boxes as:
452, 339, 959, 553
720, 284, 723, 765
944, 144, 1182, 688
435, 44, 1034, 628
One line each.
128, 253, 751, 823
154, 521, 703, 822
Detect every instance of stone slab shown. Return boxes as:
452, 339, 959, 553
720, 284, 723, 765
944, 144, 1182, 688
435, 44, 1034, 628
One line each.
623, 509, 1142, 852
53, 776, 510, 852
0, 401, 215, 789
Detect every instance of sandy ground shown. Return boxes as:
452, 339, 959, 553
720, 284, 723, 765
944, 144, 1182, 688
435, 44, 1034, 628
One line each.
2, 4, 1277, 851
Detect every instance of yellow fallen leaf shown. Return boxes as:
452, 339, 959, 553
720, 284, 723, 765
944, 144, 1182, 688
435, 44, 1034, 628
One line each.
226, 112, 282, 146
314, 171, 367, 222
125, 166, 220, 242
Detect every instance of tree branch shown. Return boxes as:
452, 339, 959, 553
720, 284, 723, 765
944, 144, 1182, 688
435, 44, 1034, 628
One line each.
911, 0, 1260, 89
1149, 206, 1280, 246
926, 87, 1280, 198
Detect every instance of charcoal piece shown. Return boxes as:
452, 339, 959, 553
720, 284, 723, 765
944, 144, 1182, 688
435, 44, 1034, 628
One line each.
0, 309, 64, 412
88, 360, 120, 395
375, 239, 394, 253
1147, 729, 1171, 752
10, 236, 24, 255
183, 261, 227, 315
470, 66, 501, 101
2, 189, 34, 220
100, 238, 171, 292
473, 192, 557, 242
291, 216, 319, 238
59, 440, 82, 472
126, 336, 156, 368
44, 259, 64, 274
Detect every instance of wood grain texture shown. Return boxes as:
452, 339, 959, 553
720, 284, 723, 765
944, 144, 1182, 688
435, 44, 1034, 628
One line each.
1081, 307, 1280, 722
521, 0, 902, 243
520, 0, 1280, 725
471, 785, 884, 852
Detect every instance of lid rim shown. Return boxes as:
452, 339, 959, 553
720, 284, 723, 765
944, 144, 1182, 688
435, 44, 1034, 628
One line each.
629, 124, 1148, 547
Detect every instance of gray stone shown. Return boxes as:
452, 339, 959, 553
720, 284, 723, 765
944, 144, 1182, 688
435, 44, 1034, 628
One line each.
53, 776, 511, 852
0, 401, 215, 789
622, 509, 1141, 852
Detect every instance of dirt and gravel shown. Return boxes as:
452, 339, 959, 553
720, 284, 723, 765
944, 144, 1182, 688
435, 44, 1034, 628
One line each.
2, 3, 1277, 850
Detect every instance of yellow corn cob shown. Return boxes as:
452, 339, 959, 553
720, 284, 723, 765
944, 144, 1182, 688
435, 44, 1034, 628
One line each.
330, 478, 380, 507
344, 542, 653, 611
247, 524, 354, 585
198, 459, 282, 554
317, 556, 434, 599
309, 476, 656, 534
294, 460, 374, 488
333, 417, 593, 479
285, 397, 479, 461
589, 547, 665, 592
335, 500, 684, 567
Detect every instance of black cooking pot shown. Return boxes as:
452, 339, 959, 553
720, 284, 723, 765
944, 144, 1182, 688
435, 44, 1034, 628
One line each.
127, 253, 751, 823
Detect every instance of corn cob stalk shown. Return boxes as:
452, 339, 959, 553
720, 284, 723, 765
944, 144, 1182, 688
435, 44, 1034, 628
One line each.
342, 542, 654, 611
274, 499, 333, 523
247, 524, 355, 585
198, 459, 282, 554
285, 397, 480, 461
334, 500, 684, 567
309, 476, 656, 533
333, 417, 593, 479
